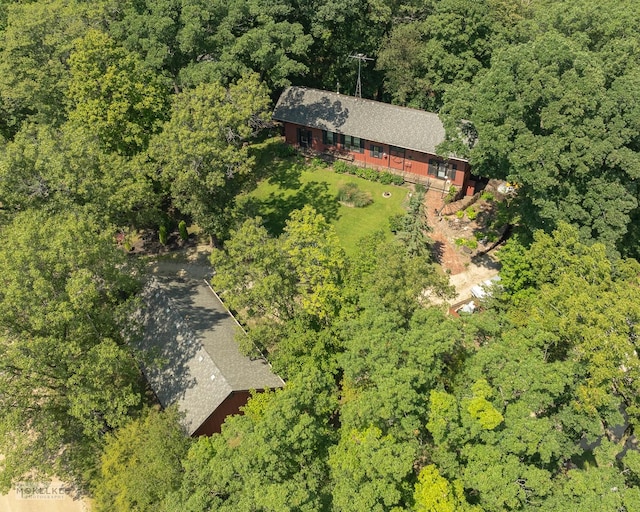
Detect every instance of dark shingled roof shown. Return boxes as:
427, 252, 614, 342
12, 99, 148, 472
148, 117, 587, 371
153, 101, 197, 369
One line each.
136, 276, 284, 435
273, 86, 462, 158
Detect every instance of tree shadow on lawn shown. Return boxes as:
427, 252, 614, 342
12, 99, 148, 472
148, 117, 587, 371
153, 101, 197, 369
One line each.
250, 137, 305, 189
241, 180, 340, 235
265, 160, 304, 189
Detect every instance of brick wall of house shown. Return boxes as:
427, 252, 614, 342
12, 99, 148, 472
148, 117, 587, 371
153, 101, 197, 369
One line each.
282, 121, 471, 192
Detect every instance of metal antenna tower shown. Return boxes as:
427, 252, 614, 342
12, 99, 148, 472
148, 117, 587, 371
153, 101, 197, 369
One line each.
349, 53, 373, 98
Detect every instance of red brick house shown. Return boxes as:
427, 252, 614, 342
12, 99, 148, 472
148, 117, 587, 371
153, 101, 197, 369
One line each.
273, 86, 474, 194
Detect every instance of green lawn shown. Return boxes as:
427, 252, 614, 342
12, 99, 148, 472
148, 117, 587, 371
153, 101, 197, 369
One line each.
242, 159, 409, 256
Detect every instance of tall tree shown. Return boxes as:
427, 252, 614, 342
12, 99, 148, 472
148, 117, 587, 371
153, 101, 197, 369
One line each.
0, 123, 161, 227
0, 210, 142, 491
347, 232, 453, 322
423, 223, 640, 510
329, 425, 416, 512
441, 0, 640, 255
211, 206, 346, 325
413, 464, 478, 512
164, 365, 338, 512
67, 29, 170, 156
0, 0, 111, 135
93, 407, 191, 512
149, 73, 270, 241
377, 0, 516, 110
109, 0, 184, 75
394, 188, 433, 258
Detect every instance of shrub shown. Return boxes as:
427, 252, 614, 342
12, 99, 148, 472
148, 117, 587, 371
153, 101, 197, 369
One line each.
455, 209, 464, 219
379, 172, 395, 184
486, 231, 499, 243
481, 191, 494, 202
391, 174, 405, 185
389, 213, 406, 233
455, 237, 478, 250
365, 168, 380, 181
334, 161, 403, 185
159, 225, 168, 245
466, 207, 478, 220
415, 183, 427, 194
444, 186, 458, 203
310, 157, 326, 169
354, 166, 367, 179
333, 160, 349, 174
275, 142, 298, 158
353, 192, 373, 207
178, 220, 188, 241
337, 182, 373, 207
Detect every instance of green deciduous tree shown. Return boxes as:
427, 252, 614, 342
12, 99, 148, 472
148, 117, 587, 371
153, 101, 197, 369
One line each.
338, 306, 466, 441
281, 205, 346, 321
211, 205, 346, 325
0, 0, 111, 134
413, 464, 478, 512
93, 407, 191, 512
348, 232, 453, 321
0, 123, 160, 228
378, 0, 512, 110
423, 222, 640, 510
210, 216, 297, 322
109, 0, 183, 74
329, 426, 415, 512
441, 1, 640, 255
497, 224, 640, 430
149, 73, 270, 241
67, 29, 170, 155
0, 209, 142, 491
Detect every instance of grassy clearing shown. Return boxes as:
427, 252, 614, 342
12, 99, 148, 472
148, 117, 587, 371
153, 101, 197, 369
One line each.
241, 153, 409, 256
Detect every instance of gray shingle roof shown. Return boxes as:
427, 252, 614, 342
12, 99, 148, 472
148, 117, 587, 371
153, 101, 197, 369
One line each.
136, 276, 283, 435
273, 86, 461, 157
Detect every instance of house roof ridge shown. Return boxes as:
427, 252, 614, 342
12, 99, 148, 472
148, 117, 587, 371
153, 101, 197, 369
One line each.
273, 86, 467, 161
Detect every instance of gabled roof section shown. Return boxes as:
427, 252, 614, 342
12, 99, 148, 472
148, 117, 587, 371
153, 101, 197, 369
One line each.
273, 86, 464, 159
137, 276, 283, 435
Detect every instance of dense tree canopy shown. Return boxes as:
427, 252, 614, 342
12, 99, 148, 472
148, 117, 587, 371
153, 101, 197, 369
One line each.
1, 0, 640, 509
67, 29, 170, 156
440, 0, 640, 256
93, 407, 191, 512
0, 210, 142, 490
148, 73, 270, 240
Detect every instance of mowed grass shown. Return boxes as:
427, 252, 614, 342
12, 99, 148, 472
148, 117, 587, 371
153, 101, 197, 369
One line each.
243, 160, 409, 256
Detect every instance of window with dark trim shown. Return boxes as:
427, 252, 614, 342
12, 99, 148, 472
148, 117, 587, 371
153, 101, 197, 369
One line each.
428, 159, 457, 180
297, 128, 312, 148
344, 136, 364, 153
322, 130, 336, 146
370, 144, 383, 158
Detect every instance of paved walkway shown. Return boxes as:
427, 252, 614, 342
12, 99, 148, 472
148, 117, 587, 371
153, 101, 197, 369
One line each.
425, 188, 467, 275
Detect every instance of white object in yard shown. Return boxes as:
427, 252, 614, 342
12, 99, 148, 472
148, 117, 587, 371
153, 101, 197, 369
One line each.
471, 275, 501, 299
458, 302, 476, 314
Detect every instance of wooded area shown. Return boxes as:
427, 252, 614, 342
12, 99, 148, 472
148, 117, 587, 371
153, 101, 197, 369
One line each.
0, 0, 639, 510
